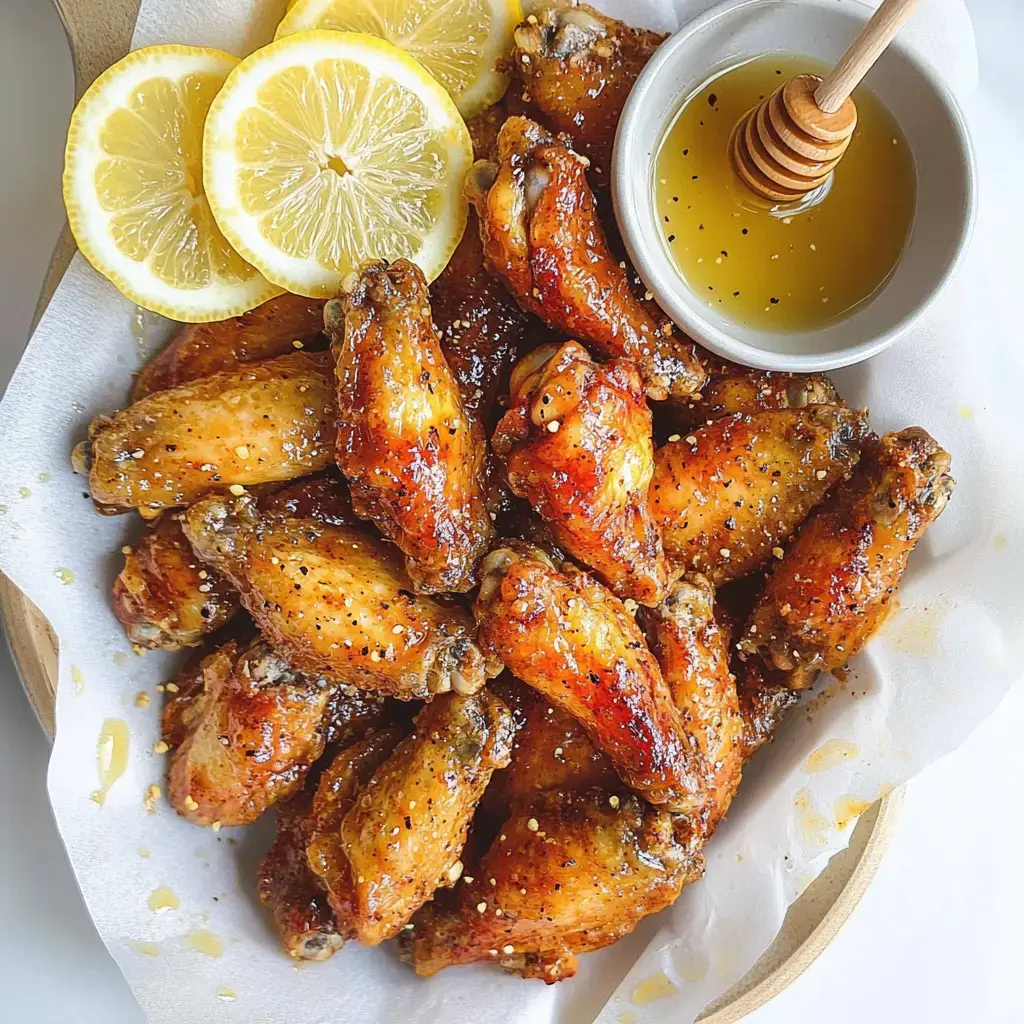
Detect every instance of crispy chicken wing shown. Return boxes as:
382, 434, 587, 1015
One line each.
494, 341, 668, 604
651, 406, 869, 584
430, 211, 534, 430
739, 428, 954, 685
112, 514, 238, 650
400, 787, 703, 982
671, 366, 841, 432
183, 494, 494, 699
308, 691, 513, 945
133, 293, 326, 399
164, 638, 337, 827
644, 575, 744, 833
474, 542, 702, 812
75, 352, 336, 516
511, 4, 665, 177
465, 117, 707, 401
327, 259, 493, 593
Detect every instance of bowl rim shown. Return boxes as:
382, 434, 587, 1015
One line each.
611, 0, 978, 372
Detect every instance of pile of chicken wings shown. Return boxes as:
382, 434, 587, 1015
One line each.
73, 3, 954, 985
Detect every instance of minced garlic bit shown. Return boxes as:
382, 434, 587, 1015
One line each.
447, 860, 464, 883
502, 944, 515, 955
719, 547, 731, 559
526, 818, 539, 832
546, 420, 560, 433
772, 547, 785, 559
234, 445, 250, 459
144, 784, 161, 814
292, 339, 304, 349
229, 484, 246, 496
183, 794, 199, 811
476, 902, 487, 913
134, 691, 150, 708
152, 740, 169, 755
609, 795, 621, 809
815, 469, 828, 479
667, 433, 681, 442
165, 682, 180, 694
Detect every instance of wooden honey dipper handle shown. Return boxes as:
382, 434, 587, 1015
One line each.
815, 0, 919, 113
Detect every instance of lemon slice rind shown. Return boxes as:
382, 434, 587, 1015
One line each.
63, 44, 282, 322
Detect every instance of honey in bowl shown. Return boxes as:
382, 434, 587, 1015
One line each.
654, 55, 916, 332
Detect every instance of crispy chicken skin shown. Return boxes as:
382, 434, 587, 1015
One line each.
400, 787, 703, 982
132, 293, 326, 400
430, 210, 534, 430
465, 117, 707, 401
258, 471, 357, 527
644, 576, 745, 834
651, 406, 870, 585
75, 351, 336, 516
511, 4, 666, 177
474, 542, 702, 812
733, 656, 801, 758
672, 366, 841, 432
183, 494, 496, 699
112, 514, 238, 650
308, 692, 514, 945
257, 791, 344, 962
739, 428, 954, 684
164, 638, 337, 827
494, 341, 668, 605
327, 259, 493, 593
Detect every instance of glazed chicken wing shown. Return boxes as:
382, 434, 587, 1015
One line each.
494, 341, 667, 604
651, 406, 869, 584
430, 211, 535, 430
258, 471, 357, 527
184, 494, 496, 699
474, 542, 702, 812
308, 691, 513, 945
671, 365, 841, 432
400, 787, 703, 982
133, 293, 326, 399
75, 351, 336, 516
511, 4, 665, 177
644, 575, 745, 834
328, 259, 493, 593
739, 428, 954, 684
112, 514, 238, 650
164, 638, 337, 827
465, 116, 707, 401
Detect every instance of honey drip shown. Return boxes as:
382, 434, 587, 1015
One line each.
90, 718, 130, 806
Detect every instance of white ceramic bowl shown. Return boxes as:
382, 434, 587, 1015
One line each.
612, 0, 976, 371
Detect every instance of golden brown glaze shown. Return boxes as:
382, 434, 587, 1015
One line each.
328, 259, 493, 593
651, 406, 869, 584
672, 366, 841, 431
511, 4, 665, 177
164, 639, 336, 827
112, 514, 238, 650
430, 210, 534, 430
465, 117, 707, 401
183, 494, 496, 700
400, 787, 703, 982
258, 471, 357, 527
133, 293, 327, 400
733, 655, 801, 758
474, 542, 702, 812
76, 352, 336, 516
308, 691, 513, 945
494, 341, 668, 605
644, 575, 744, 834
257, 791, 343, 962
739, 428, 954, 684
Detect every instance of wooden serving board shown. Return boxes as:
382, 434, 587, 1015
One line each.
0, 0, 903, 1017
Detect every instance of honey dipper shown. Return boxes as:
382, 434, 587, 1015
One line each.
730, 0, 918, 202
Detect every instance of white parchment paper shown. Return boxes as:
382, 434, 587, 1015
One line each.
0, 1, 1020, 1021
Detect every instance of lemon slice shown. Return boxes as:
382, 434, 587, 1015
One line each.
275, 0, 521, 117
63, 44, 281, 322
203, 31, 472, 296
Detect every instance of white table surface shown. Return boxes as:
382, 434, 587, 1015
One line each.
0, 0, 1021, 1021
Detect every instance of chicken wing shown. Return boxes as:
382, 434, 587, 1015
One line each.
733, 655, 801, 758
164, 638, 337, 827
75, 351, 336, 516
183, 494, 495, 699
671, 365, 841, 432
643, 575, 744, 834
474, 542, 702, 812
650, 406, 869, 584
258, 471, 357, 527
308, 691, 514, 945
510, 4, 665, 178
133, 293, 326, 399
430, 210, 535, 430
327, 259, 493, 593
400, 787, 703, 982
112, 514, 238, 650
494, 341, 668, 605
465, 116, 707, 401
739, 428, 954, 684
